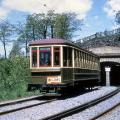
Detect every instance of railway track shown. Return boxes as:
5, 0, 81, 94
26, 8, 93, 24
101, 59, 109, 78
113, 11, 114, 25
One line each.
42, 87, 120, 120
0, 94, 58, 116
90, 100, 120, 120
0, 92, 61, 107
0, 95, 43, 107
0, 88, 97, 117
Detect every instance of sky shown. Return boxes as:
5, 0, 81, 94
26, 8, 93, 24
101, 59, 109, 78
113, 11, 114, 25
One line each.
0, 0, 120, 56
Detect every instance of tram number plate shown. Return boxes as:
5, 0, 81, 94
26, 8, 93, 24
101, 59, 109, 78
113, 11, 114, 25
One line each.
47, 76, 61, 84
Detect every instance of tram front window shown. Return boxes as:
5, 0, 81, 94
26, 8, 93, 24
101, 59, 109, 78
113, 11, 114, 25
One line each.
39, 47, 51, 66
32, 47, 37, 67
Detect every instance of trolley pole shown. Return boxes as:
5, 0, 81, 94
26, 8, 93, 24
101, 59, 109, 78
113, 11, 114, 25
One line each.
105, 67, 111, 86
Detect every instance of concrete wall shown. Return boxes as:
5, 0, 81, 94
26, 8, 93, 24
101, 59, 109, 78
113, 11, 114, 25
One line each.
89, 46, 120, 54
88, 46, 120, 63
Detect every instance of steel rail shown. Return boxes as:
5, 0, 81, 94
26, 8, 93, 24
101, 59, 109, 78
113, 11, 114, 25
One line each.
0, 95, 43, 107
0, 92, 61, 107
90, 102, 120, 120
0, 98, 57, 116
42, 88, 120, 120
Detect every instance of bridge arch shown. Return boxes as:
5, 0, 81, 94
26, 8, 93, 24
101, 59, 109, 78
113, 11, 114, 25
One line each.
88, 46, 120, 86
100, 58, 120, 64
100, 61, 120, 86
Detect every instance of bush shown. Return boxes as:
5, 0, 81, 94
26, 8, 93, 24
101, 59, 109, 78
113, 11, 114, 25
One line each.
0, 56, 32, 101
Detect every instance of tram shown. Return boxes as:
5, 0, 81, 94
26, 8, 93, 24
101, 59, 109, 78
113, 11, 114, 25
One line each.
28, 39, 100, 93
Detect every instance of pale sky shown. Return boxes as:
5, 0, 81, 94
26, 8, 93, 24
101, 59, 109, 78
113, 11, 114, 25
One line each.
0, 0, 120, 57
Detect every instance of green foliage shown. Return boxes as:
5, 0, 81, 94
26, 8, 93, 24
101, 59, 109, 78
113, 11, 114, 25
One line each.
115, 11, 120, 25
9, 41, 21, 58
54, 13, 82, 40
0, 21, 13, 59
0, 57, 32, 101
25, 13, 50, 40
18, 11, 82, 42
54, 13, 70, 39
78, 28, 120, 49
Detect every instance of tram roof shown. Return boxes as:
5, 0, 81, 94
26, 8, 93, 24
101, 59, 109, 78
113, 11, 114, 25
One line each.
29, 38, 76, 46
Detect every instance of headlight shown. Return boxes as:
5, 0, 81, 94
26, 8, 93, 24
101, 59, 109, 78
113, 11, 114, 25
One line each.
47, 76, 61, 84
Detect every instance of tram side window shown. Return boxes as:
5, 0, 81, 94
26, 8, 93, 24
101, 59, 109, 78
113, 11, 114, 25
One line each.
63, 47, 67, 66
32, 47, 37, 67
68, 48, 72, 67
85, 53, 87, 68
54, 47, 60, 66
83, 52, 86, 68
63, 47, 72, 67
39, 47, 51, 66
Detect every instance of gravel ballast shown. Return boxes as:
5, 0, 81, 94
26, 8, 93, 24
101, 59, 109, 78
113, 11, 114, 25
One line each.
0, 87, 117, 120
96, 105, 120, 120
0, 100, 44, 113
63, 88, 120, 120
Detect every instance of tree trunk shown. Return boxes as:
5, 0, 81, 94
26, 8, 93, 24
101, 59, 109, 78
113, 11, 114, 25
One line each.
25, 38, 28, 57
2, 36, 7, 59
43, 25, 47, 39
51, 25, 54, 38
3, 42, 7, 59
43, 30, 47, 39
32, 27, 35, 40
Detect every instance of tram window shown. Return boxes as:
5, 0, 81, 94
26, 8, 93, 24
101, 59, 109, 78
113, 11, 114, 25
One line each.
39, 47, 51, 66
88, 55, 90, 68
32, 47, 37, 67
74, 50, 77, 67
63, 47, 67, 66
91, 56, 93, 69
84, 53, 86, 68
68, 48, 72, 67
76, 50, 79, 67
79, 51, 81, 67
78, 51, 80, 67
54, 47, 60, 66
83, 52, 86, 68
63, 47, 72, 67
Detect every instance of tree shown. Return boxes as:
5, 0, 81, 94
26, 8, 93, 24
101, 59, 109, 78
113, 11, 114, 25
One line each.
54, 14, 69, 39
25, 13, 49, 39
0, 59, 11, 90
21, 11, 82, 41
9, 41, 21, 58
0, 21, 13, 59
16, 23, 30, 57
47, 10, 57, 38
54, 13, 82, 40
8, 56, 30, 97
25, 14, 37, 40
115, 11, 120, 43
0, 57, 30, 100
115, 11, 120, 25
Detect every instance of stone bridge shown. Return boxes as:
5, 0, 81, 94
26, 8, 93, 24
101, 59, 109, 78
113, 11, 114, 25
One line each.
88, 46, 120, 86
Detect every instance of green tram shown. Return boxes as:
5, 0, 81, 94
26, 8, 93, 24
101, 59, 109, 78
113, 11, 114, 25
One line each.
28, 39, 100, 93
